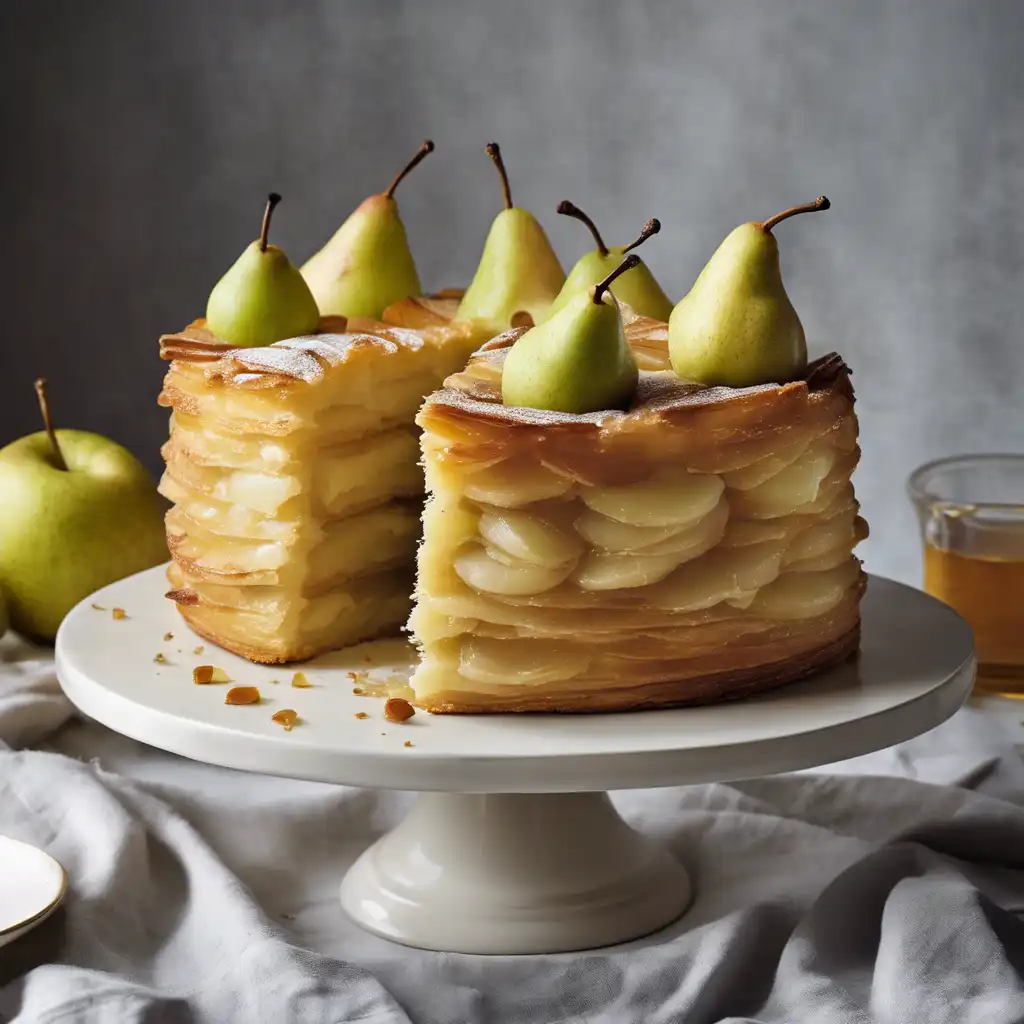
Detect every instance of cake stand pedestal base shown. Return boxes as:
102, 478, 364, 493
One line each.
340, 791, 691, 954
56, 569, 976, 954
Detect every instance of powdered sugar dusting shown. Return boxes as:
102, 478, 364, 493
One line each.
229, 346, 324, 382
221, 332, 418, 383
376, 327, 425, 353
279, 334, 399, 365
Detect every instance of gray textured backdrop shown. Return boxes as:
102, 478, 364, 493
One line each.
1, 1, 1022, 585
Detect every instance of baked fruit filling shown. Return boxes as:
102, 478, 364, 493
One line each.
158, 304, 488, 663
409, 318, 867, 712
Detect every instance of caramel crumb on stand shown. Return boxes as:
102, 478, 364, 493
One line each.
163, 632, 174, 642
271, 709, 298, 731
225, 686, 260, 706
403, 740, 414, 748
193, 665, 229, 684
153, 653, 166, 664
193, 646, 204, 655
354, 712, 369, 720
112, 608, 127, 620
352, 687, 364, 696
291, 672, 312, 688
384, 698, 415, 723
91, 603, 106, 611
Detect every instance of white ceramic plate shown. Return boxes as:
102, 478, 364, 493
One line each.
0, 836, 67, 949
54, 566, 975, 793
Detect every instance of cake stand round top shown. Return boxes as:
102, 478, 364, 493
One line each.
55, 566, 974, 793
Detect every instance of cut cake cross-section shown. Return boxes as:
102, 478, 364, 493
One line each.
410, 315, 868, 713
158, 299, 488, 663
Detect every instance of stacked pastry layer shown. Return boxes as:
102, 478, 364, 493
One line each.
410, 317, 867, 712
159, 303, 486, 663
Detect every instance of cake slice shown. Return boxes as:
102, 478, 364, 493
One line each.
159, 300, 487, 662
409, 316, 867, 712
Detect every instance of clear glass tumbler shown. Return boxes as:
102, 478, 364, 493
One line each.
908, 454, 1024, 698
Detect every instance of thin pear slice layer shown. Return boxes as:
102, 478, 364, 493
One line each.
573, 499, 729, 591
454, 543, 575, 596
459, 636, 591, 687
580, 470, 725, 528
478, 508, 584, 569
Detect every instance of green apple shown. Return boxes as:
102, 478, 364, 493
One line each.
0, 427, 168, 640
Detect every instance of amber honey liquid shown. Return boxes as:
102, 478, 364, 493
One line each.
925, 543, 1024, 696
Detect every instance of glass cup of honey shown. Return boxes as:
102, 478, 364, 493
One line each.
909, 454, 1024, 697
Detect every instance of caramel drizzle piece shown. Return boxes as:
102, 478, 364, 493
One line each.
272, 709, 298, 731
225, 686, 260, 706
384, 698, 415, 723
193, 665, 230, 685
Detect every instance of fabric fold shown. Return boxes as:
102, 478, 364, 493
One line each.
3, 638, 1024, 1023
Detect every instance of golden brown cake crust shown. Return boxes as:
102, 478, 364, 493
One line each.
411, 312, 866, 714
425, 325, 851, 438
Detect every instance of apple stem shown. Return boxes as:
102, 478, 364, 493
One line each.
557, 200, 608, 256
593, 254, 640, 305
622, 218, 661, 255
34, 378, 67, 472
485, 142, 513, 210
761, 196, 830, 234
259, 193, 282, 252
385, 139, 435, 200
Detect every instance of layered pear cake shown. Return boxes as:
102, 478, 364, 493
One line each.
159, 298, 487, 662
409, 316, 867, 713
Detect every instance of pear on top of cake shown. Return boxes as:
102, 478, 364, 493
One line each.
410, 195, 866, 713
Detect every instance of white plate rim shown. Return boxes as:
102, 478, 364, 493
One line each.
0, 836, 68, 938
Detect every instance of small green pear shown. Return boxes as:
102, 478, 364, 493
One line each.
501, 254, 641, 415
206, 193, 320, 347
546, 202, 673, 322
669, 196, 830, 388
301, 140, 434, 319
456, 143, 566, 331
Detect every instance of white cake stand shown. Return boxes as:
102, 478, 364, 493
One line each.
55, 566, 974, 954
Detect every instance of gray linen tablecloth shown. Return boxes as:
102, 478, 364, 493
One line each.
3, 631, 1024, 1023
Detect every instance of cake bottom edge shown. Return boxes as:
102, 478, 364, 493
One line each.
172, 603, 410, 665
417, 623, 862, 715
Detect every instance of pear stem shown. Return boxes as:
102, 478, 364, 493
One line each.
485, 142, 513, 210
593, 254, 640, 305
259, 193, 282, 252
34, 378, 67, 472
622, 218, 661, 255
384, 139, 435, 199
557, 200, 608, 256
761, 196, 830, 234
